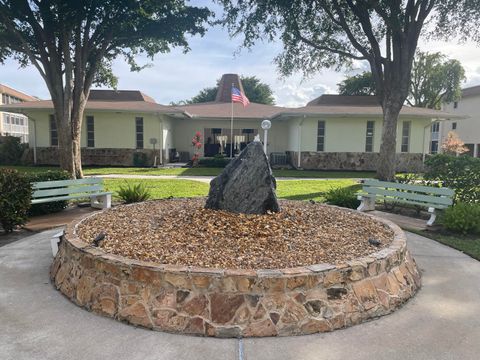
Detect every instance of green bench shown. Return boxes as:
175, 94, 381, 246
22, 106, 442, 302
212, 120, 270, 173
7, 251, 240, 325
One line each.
357, 179, 455, 226
32, 177, 112, 209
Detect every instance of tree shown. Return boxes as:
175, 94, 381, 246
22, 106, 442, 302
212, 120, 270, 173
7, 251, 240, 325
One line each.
218, 0, 462, 180
409, 51, 465, 109
183, 75, 275, 104
338, 72, 375, 96
339, 51, 465, 109
441, 131, 468, 155
0, 1, 211, 178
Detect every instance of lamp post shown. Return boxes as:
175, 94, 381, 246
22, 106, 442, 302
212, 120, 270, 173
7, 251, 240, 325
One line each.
261, 119, 271, 154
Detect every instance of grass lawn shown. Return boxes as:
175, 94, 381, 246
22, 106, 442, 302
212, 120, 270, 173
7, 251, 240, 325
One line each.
104, 178, 358, 202
408, 228, 480, 261
1, 165, 375, 179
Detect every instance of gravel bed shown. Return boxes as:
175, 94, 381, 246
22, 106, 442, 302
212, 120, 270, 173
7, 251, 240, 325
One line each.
76, 199, 394, 269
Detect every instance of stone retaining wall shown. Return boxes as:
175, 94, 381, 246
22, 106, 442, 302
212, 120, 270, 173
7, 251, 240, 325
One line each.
25, 147, 160, 166
286, 151, 424, 172
51, 209, 421, 337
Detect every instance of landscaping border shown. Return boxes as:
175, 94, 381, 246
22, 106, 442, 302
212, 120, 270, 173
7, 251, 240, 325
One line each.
51, 204, 421, 337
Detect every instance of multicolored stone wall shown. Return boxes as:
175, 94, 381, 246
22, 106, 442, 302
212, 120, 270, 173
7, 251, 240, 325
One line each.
51, 214, 421, 337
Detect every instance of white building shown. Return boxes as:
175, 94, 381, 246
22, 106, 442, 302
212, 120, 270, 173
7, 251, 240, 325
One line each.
437, 85, 480, 157
0, 84, 37, 143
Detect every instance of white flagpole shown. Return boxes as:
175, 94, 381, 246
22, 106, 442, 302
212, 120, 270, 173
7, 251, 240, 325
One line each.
230, 83, 234, 158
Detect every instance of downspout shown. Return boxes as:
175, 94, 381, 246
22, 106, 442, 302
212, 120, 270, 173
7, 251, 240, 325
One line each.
158, 114, 163, 166
30, 117, 37, 165
297, 115, 306, 168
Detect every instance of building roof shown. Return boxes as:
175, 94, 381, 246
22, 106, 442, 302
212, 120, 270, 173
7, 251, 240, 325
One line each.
0, 84, 38, 102
461, 85, 480, 98
0, 85, 463, 120
307, 95, 380, 106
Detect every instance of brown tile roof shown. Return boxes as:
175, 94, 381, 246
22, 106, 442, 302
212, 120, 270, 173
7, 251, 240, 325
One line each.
307, 95, 379, 106
178, 101, 288, 119
461, 85, 480, 98
0, 99, 182, 114
0, 84, 38, 102
88, 89, 156, 103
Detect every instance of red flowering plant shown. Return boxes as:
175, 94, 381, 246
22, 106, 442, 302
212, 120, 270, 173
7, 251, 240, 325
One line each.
191, 131, 202, 167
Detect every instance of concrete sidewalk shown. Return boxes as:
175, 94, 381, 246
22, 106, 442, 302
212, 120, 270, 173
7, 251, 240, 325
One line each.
1, 231, 479, 360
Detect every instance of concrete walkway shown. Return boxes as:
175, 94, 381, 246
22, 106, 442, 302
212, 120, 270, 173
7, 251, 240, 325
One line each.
1, 231, 479, 360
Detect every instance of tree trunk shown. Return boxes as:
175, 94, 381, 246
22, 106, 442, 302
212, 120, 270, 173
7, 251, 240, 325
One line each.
377, 98, 403, 181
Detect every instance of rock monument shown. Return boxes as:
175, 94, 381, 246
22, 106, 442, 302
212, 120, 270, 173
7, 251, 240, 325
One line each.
205, 140, 280, 214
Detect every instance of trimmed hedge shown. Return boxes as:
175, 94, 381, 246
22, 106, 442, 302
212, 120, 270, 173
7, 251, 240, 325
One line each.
0, 168, 32, 232
27, 170, 72, 216
442, 203, 480, 235
0, 136, 27, 165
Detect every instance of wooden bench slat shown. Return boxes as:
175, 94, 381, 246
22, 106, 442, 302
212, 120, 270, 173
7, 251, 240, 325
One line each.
31, 192, 112, 204
32, 178, 102, 189
33, 185, 105, 198
364, 187, 454, 206
363, 179, 454, 196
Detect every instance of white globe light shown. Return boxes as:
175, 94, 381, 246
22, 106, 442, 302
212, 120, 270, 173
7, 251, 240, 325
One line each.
261, 119, 272, 130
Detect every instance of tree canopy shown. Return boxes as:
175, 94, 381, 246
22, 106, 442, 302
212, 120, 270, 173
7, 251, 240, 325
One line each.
338, 51, 466, 109
217, 0, 474, 180
178, 75, 275, 105
0, 0, 211, 177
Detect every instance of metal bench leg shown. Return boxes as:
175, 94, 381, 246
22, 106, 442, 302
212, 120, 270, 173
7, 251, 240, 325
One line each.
427, 207, 436, 226
91, 194, 112, 209
357, 196, 375, 212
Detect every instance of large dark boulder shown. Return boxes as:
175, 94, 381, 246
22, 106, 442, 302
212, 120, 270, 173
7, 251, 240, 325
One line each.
205, 141, 280, 214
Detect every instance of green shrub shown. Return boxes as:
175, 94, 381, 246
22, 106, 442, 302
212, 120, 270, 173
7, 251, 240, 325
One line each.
0, 168, 32, 233
324, 186, 360, 209
27, 170, 72, 216
117, 182, 151, 203
442, 203, 480, 235
133, 152, 149, 167
198, 154, 231, 168
0, 136, 27, 165
425, 154, 480, 203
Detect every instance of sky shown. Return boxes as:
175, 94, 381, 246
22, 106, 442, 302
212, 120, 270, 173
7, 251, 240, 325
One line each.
1, 2, 480, 108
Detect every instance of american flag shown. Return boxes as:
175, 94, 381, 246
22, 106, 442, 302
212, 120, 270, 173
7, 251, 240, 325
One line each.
231, 87, 250, 107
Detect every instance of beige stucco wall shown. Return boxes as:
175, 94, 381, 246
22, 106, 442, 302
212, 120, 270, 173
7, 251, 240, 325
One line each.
27, 110, 170, 152
287, 116, 430, 154
442, 95, 480, 156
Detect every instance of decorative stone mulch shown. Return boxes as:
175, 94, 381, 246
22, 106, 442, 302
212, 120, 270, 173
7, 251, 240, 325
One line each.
76, 199, 394, 269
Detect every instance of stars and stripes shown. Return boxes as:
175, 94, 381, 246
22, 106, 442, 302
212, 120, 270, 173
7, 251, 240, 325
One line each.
231, 87, 250, 107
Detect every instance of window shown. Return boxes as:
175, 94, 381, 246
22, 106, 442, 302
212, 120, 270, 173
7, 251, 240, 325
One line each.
453, 101, 458, 109
49, 115, 58, 146
452, 122, 457, 130
401, 121, 411, 153
430, 141, 439, 154
86, 116, 95, 148
365, 121, 375, 152
135, 117, 144, 149
317, 121, 326, 152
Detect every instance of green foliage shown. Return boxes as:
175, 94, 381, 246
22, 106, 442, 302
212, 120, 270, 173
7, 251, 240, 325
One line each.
27, 170, 72, 216
183, 75, 275, 105
0, 136, 27, 165
133, 152, 149, 167
409, 51, 465, 109
324, 186, 360, 209
198, 154, 231, 168
116, 182, 151, 204
424, 154, 480, 203
338, 72, 376, 95
0, 168, 32, 233
442, 203, 480, 235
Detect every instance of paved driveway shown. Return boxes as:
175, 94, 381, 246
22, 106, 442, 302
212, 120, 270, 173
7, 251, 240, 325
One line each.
0, 230, 479, 360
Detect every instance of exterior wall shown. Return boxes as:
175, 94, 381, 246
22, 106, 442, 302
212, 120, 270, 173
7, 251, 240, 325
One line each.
294, 117, 430, 154
171, 118, 289, 158
287, 151, 424, 172
442, 95, 480, 157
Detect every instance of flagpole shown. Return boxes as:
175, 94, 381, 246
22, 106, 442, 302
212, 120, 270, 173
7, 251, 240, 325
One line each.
230, 82, 234, 158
